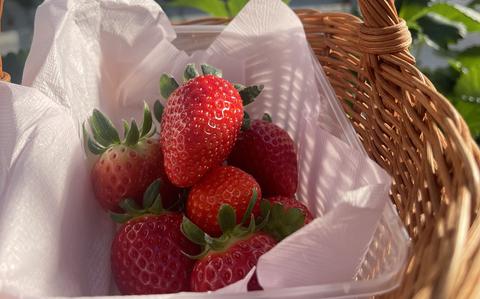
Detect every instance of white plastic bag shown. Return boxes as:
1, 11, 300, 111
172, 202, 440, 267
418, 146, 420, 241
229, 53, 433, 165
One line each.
0, 0, 391, 297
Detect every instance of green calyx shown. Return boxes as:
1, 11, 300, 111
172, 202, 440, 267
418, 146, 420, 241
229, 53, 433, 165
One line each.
181, 189, 267, 259
159, 63, 264, 107
110, 179, 166, 223
259, 200, 305, 242
83, 102, 156, 155
262, 113, 272, 123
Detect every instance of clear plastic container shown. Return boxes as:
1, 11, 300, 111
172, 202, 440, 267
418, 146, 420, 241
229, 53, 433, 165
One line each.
168, 25, 411, 299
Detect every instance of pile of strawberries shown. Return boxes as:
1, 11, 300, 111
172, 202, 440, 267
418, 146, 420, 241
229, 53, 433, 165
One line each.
83, 64, 314, 295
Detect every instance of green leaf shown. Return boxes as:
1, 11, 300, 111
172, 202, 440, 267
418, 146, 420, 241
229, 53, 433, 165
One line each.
453, 66, 480, 137
87, 135, 106, 155
200, 64, 222, 77
241, 111, 251, 130
124, 120, 140, 146
110, 212, 133, 223
181, 217, 207, 245
218, 204, 237, 233
150, 195, 164, 214
119, 198, 142, 214
83, 122, 106, 155
169, 0, 229, 17
422, 66, 461, 95
227, 0, 248, 16
160, 74, 179, 99
143, 180, 161, 209
240, 188, 258, 226
234, 83, 245, 91
417, 13, 466, 50
400, 0, 431, 21
89, 109, 121, 146
122, 120, 130, 139
140, 102, 153, 138
261, 202, 305, 241
469, 0, 480, 8
184, 63, 200, 82
262, 113, 272, 123
422, 3, 480, 32
239, 85, 264, 106
456, 47, 480, 68
153, 100, 164, 123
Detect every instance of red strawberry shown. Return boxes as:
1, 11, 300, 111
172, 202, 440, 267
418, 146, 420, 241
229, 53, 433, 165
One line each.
158, 64, 263, 187
111, 180, 199, 295
181, 202, 276, 292
268, 196, 314, 224
228, 115, 298, 197
186, 166, 261, 237
191, 233, 276, 291
83, 104, 180, 212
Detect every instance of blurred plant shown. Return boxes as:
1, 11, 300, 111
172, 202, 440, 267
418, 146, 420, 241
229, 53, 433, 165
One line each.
167, 0, 291, 17
396, 0, 480, 143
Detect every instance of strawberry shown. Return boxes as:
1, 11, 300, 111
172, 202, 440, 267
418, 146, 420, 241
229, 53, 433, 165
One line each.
83, 104, 180, 212
181, 199, 277, 292
228, 114, 298, 197
186, 166, 261, 237
267, 196, 314, 225
111, 180, 199, 295
158, 64, 263, 187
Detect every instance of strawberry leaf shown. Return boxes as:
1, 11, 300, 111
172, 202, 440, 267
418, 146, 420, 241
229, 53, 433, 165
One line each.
261, 201, 305, 241
110, 212, 133, 223
234, 83, 245, 91
143, 179, 161, 209
122, 120, 130, 139
201, 64, 222, 78
153, 100, 164, 123
160, 74, 179, 99
240, 188, 258, 226
89, 109, 121, 146
219, 204, 237, 233
124, 120, 140, 146
140, 102, 153, 138
262, 113, 272, 123
119, 198, 143, 215
239, 85, 263, 106
241, 111, 251, 130
181, 217, 207, 246
184, 63, 199, 82
83, 122, 106, 155
149, 195, 164, 214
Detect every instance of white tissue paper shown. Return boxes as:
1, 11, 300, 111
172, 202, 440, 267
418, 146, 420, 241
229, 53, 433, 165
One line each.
0, 0, 392, 298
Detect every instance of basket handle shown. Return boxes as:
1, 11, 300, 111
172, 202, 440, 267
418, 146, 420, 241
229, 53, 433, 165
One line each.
357, 0, 412, 55
0, 0, 10, 82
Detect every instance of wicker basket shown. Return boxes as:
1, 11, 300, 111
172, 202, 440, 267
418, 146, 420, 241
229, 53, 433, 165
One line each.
2, 0, 479, 298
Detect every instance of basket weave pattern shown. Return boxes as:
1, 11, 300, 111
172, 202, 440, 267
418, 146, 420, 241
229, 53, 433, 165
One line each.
1, 0, 479, 298
179, 1, 480, 298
